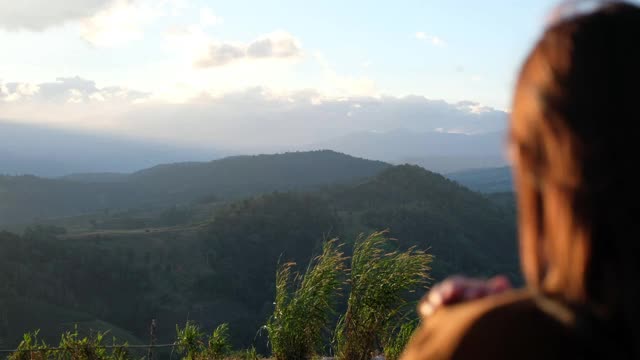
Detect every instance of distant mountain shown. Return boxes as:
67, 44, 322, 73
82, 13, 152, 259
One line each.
400, 155, 507, 174
307, 129, 508, 173
446, 166, 513, 193
0, 150, 390, 225
60, 172, 129, 183
0, 120, 220, 177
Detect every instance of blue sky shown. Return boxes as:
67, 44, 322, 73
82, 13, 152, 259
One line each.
0, 0, 561, 108
0, 0, 626, 149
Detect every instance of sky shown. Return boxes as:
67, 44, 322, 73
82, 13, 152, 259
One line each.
0, 0, 615, 150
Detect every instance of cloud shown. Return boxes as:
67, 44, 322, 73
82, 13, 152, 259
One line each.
1, 77, 148, 104
199, 7, 221, 27
79, 0, 164, 47
195, 31, 302, 68
415, 32, 446, 46
0, 78, 507, 150
194, 43, 246, 67
0, 0, 114, 31
246, 31, 300, 58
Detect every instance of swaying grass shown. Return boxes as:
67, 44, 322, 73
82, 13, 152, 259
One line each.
175, 322, 233, 360
334, 231, 432, 360
265, 239, 346, 360
383, 320, 418, 360
8, 330, 51, 360
8, 327, 130, 360
207, 323, 232, 359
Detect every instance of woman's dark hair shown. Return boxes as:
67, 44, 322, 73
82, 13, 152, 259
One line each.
510, 0, 640, 354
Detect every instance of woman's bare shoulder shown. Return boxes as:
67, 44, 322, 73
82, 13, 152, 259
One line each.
401, 289, 579, 360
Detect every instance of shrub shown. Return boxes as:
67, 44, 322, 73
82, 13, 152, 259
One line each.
8, 331, 50, 360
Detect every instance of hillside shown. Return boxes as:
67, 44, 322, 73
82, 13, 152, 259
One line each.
326, 165, 518, 278
0, 151, 390, 226
0, 164, 519, 350
446, 166, 513, 193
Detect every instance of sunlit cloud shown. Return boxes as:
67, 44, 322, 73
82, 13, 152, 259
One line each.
0, 0, 114, 31
199, 7, 222, 27
194, 31, 302, 68
79, 0, 164, 47
0, 78, 507, 149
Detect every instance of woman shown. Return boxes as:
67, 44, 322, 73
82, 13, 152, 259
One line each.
402, 2, 640, 359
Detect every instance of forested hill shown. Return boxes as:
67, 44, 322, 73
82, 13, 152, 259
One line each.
0, 164, 519, 350
0, 150, 389, 226
127, 151, 390, 198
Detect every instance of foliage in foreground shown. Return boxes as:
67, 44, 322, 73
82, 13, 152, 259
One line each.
383, 320, 419, 360
265, 240, 346, 360
7, 328, 129, 360
175, 322, 234, 360
7, 323, 258, 360
334, 231, 432, 360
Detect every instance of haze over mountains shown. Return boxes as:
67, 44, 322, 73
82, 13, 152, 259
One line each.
1, 120, 507, 177
308, 128, 507, 173
0, 121, 219, 177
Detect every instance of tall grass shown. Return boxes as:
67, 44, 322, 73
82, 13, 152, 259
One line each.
334, 231, 432, 360
8, 327, 130, 360
265, 239, 346, 360
383, 320, 418, 360
175, 322, 232, 360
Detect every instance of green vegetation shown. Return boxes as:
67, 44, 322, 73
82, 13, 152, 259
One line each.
383, 320, 418, 360
175, 322, 234, 360
334, 231, 431, 360
7, 328, 129, 360
6, 323, 259, 360
0, 151, 389, 226
265, 240, 346, 360
0, 161, 519, 354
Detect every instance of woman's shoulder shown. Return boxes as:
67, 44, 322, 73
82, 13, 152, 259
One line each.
401, 289, 582, 360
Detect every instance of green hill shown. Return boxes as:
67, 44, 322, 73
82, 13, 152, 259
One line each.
0, 151, 389, 226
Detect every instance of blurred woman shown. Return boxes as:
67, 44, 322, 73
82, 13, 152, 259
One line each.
402, 2, 640, 359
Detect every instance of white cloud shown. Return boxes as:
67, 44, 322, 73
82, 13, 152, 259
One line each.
199, 7, 222, 27
0, 0, 114, 31
79, 0, 164, 47
195, 43, 246, 67
0, 78, 507, 149
194, 31, 302, 68
415, 32, 446, 46
1, 77, 148, 104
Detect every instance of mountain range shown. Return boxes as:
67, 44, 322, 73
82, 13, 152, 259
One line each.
0, 150, 389, 226
1, 121, 508, 177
